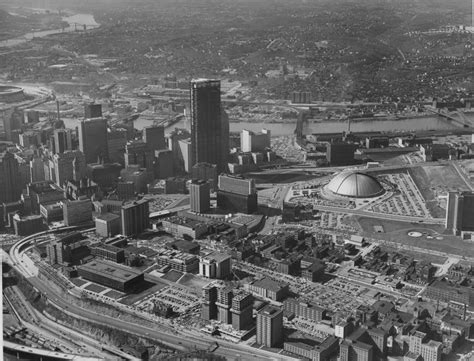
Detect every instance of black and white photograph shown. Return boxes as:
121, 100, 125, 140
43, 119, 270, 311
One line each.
1, 0, 474, 360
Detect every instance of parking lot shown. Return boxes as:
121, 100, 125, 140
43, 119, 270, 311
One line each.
369, 172, 431, 218
135, 285, 200, 313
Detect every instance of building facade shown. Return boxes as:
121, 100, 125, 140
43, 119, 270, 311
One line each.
0, 151, 21, 203
79, 117, 108, 164
120, 199, 150, 236
190, 179, 210, 213
190, 79, 228, 172
256, 305, 283, 347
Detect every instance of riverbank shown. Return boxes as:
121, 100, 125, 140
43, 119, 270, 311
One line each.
0, 10, 99, 48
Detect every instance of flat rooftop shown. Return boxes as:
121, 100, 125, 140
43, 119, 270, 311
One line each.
122, 199, 149, 209
96, 213, 120, 222
92, 243, 122, 253
201, 251, 231, 263
251, 277, 288, 292
78, 259, 142, 282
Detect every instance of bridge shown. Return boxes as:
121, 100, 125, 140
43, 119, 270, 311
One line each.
3, 340, 98, 360
426, 107, 473, 128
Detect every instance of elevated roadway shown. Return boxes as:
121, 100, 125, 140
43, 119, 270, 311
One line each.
9, 227, 297, 361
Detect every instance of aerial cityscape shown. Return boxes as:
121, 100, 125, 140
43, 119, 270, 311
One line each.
1, 0, 474, 360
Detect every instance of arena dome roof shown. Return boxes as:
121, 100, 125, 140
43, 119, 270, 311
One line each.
326, 172, 384, 198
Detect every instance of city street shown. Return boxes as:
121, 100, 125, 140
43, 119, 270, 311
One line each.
9, 229, 297, 361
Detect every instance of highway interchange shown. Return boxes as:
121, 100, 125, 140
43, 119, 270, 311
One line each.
6, 227, 297, 361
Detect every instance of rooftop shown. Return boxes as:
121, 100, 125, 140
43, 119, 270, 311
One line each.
260, 304, 282, 317
78, 259, 142, 282
122, 199, 149, 209
96, 213, 120, 222
251, 277, 288, 292
326, 171, 384, 198
92, 243, 122, 253
201, 251, 231, 263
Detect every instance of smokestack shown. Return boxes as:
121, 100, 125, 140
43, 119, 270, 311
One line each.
56, 100, 60, 122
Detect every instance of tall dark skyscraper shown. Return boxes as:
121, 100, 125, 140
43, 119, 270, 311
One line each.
446, 191, 474, 236
53, 128, 73, 154
78, 118, 109, 164
0, 151, 22, 203
120, 199, 150, 236
143, 126, 166, 151
190, 79, 228, 172
84, 103, 103, 119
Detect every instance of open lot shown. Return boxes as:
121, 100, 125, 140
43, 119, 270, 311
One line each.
161, 269, 183, 283
409, 164, 470, 218
356, 216, 474, 258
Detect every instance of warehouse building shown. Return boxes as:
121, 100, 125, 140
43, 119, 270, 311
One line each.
77, 259, 144, 292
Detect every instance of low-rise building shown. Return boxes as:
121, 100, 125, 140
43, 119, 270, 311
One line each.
283, 298, 325, 322
247, 277, 289, 302
13, 214, 44, 236
91, 243, 125, 263
63, 198, 92, 226
162, 216, 208, 239
77, 259, 144, 292
154, 247, 199, 273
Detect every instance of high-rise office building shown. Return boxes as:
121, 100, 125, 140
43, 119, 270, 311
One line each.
202, 283, 218, 321
221, 109, 230, 168
120, 199, 150, 236
117, 181, 135, 201
84, 103, 103, 119
199, 252, 232, 280
446, 191, 474, 237
52, 150, 86, 188
217, 175, 258, 214
154, 149, 174, 179
241, 129, 271, 153
256, 305, 283, 347
216, 286, 233, 324
79, 117, 108, 164
143, 126, 166, 151
190, 179, 210, 213
107, 128, 128, 165
0, 151, 22, 203
124, 140, 154, 173
190, 79, 228, 172
326, 142, 358, 166
3, 108, 24, 141
231, 292, 254, 331
192, 162, 218, 191
53, 128, 73, 154
177, 138, 192, 173
19, 131, 41, 148
63, 198, 92, 226
30, 156, 45, 183
167, 128, 191, 174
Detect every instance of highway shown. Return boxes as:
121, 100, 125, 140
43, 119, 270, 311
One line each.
9, 227, 297, 361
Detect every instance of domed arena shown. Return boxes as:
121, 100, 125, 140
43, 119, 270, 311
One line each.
0, 85, 25, 103
325, 171, 385, 198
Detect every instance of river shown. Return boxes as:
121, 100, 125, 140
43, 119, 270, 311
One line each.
133, 117, 298, 136
0, 13, 99, 48
131, 114, 473, 137
302, 114, 474, 135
